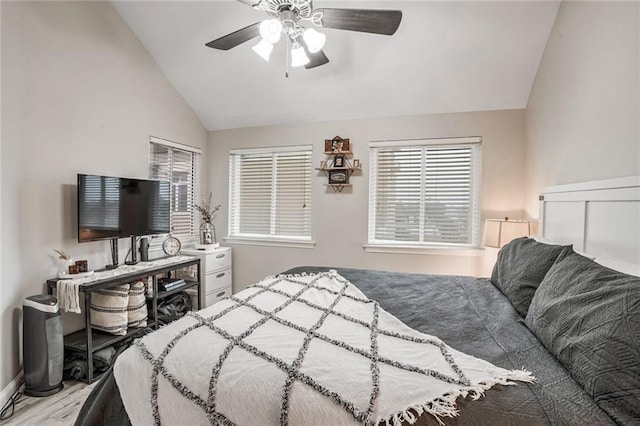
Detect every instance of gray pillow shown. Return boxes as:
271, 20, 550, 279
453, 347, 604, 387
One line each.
525, 247, 640, 423
491, 237, 566, 316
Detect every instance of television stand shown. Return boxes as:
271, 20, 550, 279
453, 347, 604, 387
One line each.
125, 236, 139, 265
105, 238, 119, 269
46, 256, 201, 383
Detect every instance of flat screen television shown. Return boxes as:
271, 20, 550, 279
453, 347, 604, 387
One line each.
77, 174, 171, 243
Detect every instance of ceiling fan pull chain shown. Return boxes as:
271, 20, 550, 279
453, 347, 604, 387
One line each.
285, 36, 290, 78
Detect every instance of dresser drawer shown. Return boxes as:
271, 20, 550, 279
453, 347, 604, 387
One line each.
204, 250, 231, 273
205, 269, 232, 293
206, 286, 232, 306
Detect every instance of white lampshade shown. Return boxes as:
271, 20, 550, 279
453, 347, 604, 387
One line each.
252, 39, 273, 61
303, 28, 326, 53
259, 19, 282, 44
291, 44, 309, 67
483, 218, 531, 248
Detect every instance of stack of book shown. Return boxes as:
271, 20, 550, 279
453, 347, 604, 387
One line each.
157, 277, 185, 292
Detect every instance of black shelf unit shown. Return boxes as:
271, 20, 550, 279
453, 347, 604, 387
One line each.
150, 279, 199, 300
47, 257, 201, 383
63, 325, 151, 353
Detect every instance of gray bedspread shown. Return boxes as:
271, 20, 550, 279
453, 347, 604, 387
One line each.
77, 267, 615, 425
284, 267, 614, 425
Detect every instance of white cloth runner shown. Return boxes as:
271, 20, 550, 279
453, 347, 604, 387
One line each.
56, 256, 196, 313
114, 271, 534, 426
56, 279, 83, 313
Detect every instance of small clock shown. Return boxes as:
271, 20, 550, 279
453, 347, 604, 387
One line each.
162, 236, 181, 257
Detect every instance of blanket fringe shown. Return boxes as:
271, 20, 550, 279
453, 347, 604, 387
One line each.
264, 269, 340, 281
264, 271, 315, 281
381, 369, 536, 426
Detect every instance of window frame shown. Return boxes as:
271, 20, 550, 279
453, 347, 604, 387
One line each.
365, 137, 482, 254
226, 145, 315, 248
148, 136, 202, 245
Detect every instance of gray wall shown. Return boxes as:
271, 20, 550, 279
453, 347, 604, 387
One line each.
1, 1, 207, 392
209, 110, 527, 291
525, 1, 640, 218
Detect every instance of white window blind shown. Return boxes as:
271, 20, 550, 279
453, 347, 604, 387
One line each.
229, 146, 312, 240
368, 138, 482, 247
149, 138, 201, 237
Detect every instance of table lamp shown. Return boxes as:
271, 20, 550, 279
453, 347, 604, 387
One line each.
483, 218, 531, 248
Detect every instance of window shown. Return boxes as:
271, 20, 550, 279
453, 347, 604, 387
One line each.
149, 137, 201, 237
228, 146, 312, 243
368, 137, 482, 248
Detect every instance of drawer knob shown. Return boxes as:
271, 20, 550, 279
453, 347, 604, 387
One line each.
216, 254, 225, 259
216, 272, 225, 278
216, 291, 225, 297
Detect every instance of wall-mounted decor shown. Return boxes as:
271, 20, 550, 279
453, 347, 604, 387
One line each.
324, 137, 350, 153
316, 136, 361, 192
328, 170, 348, 184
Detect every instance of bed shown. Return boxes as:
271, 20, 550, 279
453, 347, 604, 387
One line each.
76, 176, 640, 425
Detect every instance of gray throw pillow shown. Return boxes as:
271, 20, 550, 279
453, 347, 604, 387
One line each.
525, 247, 640, 423
491, 237, 566, 316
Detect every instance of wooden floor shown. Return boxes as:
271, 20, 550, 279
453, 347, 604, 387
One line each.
3, 380, 96, 426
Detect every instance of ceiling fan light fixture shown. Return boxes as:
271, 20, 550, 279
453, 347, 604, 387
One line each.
252, 39, 273, 61
303, 28, 326, 53
291, 43, 310, 67
259, 18, 282, 44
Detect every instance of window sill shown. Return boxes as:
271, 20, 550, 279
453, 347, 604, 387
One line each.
225, 236, 316, 249
363, 244, 483, 256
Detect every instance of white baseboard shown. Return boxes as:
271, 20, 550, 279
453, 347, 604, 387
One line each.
0, 371, 24, 408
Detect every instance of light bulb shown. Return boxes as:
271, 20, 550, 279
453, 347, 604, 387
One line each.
291, 44, 310, 67
303, 28, 326, 53
252, 39, 273, 61
259, 19, 282, 44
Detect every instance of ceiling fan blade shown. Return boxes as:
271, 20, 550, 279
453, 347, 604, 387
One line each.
234, 0, 260, 7
296, 36, 330, 69
205, 22, 260, 50
314, 8, 402, 36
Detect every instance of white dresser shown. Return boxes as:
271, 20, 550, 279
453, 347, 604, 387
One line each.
182, 246, 232, 308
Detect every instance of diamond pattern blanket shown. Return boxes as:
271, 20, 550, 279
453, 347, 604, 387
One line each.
114, 271, 534, 425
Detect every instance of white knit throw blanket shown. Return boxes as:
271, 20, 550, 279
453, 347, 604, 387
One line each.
114, 271, 534, 426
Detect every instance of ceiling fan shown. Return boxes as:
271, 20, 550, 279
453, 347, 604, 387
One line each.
205, 0, 403, 70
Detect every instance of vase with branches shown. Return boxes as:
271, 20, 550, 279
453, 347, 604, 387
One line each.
194, 193, 221, 246
53, 248, 73, 274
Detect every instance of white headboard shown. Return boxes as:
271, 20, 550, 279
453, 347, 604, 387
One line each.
539, 175, 640, 266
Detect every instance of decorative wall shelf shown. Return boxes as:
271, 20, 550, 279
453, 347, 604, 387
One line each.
316, 136, 361, 192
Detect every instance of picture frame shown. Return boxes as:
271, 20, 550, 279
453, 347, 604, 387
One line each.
324, 136, 350, 152
328, 170, 349, 184
324, 140, 333, 152
333, 155, 345, 168
353, 159, 360, 168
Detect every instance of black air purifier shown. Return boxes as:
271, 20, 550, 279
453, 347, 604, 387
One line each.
23, 295, 64, 397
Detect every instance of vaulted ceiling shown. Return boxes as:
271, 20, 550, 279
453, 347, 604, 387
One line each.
112, 1, 560, 131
